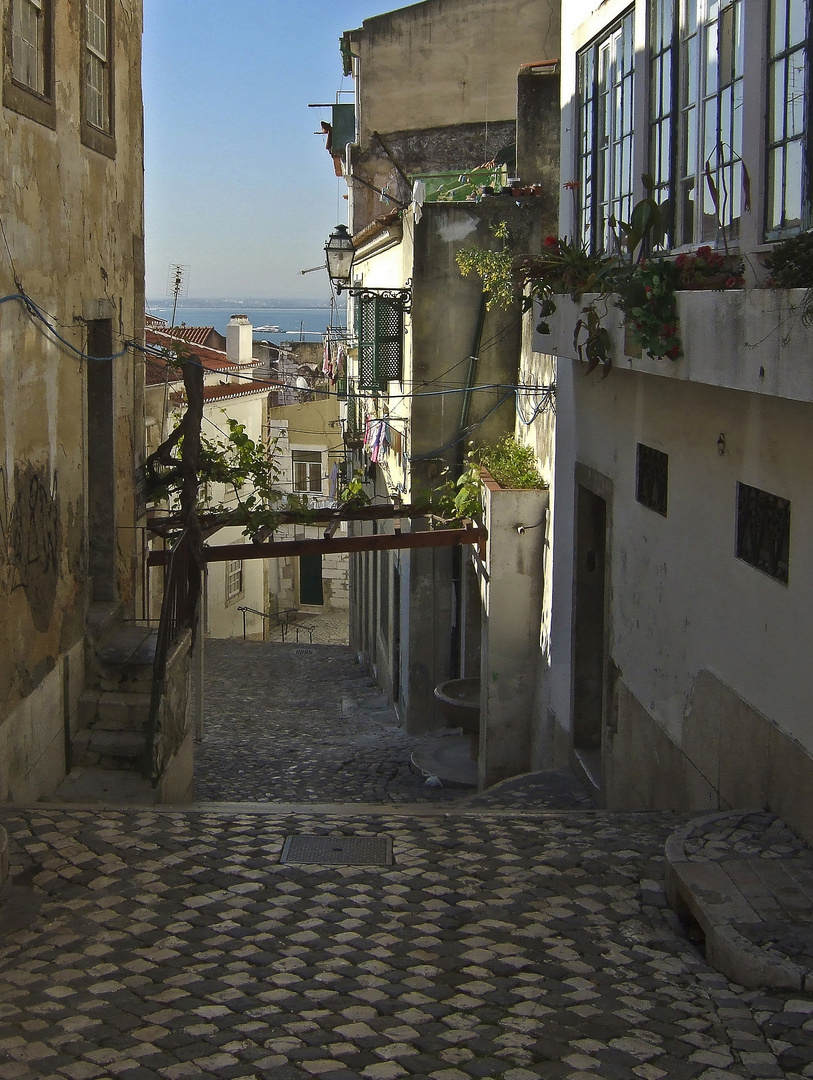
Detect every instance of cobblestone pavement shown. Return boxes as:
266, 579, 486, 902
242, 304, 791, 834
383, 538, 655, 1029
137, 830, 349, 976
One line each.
195, 641, 471, 805
1, 805, 812, 1080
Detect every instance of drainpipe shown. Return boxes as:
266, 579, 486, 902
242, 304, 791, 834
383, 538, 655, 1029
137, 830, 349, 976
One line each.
459, 292, 488, 438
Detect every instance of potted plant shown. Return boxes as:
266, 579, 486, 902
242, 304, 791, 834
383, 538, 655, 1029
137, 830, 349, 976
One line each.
674, 246, 745, 290
763, 231, 813, 326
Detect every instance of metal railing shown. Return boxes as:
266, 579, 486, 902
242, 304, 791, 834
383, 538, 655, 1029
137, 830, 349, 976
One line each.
145, 528, 200, 781
237, 605, 315, 644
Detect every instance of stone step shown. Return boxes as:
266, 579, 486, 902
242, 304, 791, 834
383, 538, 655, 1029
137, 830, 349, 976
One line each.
86, 628, 157, 693
78, 690, 151, 732
49, 766, 160, 805
72, 727, 146, 771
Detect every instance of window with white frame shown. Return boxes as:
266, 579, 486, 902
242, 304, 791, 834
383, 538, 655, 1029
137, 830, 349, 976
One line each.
292, 450, 323, 493
648, 0, 745, 249
577, 9, 636, 252
5, 0, 54, 125
766, 0, 809, 237
226, 559, 244, 600
12, 0, 47, 94
84, 0, 111, 134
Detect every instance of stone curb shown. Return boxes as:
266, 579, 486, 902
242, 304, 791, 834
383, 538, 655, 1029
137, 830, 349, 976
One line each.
665, 811, 813, 991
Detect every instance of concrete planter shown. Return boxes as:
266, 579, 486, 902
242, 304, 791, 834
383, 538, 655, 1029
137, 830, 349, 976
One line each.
477, 468, 548, 789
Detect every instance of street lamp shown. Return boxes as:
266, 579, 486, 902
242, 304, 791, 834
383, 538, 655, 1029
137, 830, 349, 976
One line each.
324, 225, 412, 313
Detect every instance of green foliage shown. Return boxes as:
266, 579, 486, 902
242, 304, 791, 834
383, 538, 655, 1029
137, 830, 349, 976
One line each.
614, 259, 683, 361
431, 435, 546, 522
455, 222, 517, 310
338, 470, 371, 509
765, 231, 813, 287
478, 434, 546, 490
764, 231, 813, 326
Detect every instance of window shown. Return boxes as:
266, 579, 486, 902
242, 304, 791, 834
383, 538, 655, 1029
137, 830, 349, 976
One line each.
3, 0, 54, 126
357, 297, 403, 389
636, 443, 668, 516
226, 559, 244, 600
578, 10, 635, 252
766, 0, 810, 237
292, 450, 323, 493
736, 483, 790, 583
82, 0, 115, 155
649, 0, 745, 248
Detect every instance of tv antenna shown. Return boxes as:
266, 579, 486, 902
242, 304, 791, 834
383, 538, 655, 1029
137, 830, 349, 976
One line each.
166, 263, 190, 328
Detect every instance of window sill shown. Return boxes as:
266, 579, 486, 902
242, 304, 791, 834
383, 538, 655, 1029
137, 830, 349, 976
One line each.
3, 80, 56, 129
81, 121, 116, 159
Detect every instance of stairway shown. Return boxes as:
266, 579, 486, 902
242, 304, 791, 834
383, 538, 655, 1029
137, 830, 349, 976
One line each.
52, 604, 161, 804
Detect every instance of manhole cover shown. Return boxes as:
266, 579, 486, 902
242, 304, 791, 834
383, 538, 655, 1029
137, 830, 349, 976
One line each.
294, 648, 314, 657
281, 835, 393, 866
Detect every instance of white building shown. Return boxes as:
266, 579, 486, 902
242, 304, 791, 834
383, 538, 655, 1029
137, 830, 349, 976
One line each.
527, 0, 813, 843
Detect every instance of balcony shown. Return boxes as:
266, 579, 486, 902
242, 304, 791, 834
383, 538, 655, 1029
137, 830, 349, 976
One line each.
537, 288, 813, 403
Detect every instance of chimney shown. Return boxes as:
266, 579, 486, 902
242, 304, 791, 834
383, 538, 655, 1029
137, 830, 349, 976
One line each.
226, 314, 253, 369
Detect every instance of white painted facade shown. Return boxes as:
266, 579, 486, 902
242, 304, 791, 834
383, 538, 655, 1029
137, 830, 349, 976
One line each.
528, 0, 813, 841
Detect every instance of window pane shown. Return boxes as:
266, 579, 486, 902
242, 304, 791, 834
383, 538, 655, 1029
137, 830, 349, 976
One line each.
771, 0, 788, 51
789, 0, 806, 45
784, 138, 804, 227
767, 147, 784, 233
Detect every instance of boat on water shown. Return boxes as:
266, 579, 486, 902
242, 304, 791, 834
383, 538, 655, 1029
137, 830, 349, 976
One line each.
253, 324, 281, 333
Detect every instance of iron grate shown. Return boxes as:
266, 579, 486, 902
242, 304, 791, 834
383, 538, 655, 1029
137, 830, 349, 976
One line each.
294, 648, 314, 657
281, 834, 393, 866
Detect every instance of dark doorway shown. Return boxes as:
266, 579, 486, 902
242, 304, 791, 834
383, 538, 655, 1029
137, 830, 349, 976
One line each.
86, 319, 116, 602
572, 484, 607, 786
299, 553, 324, 605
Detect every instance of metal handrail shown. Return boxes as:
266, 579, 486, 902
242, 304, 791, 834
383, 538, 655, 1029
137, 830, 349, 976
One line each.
237, 605, 315, 644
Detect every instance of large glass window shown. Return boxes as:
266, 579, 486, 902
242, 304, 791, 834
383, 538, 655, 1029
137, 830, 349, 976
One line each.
766, 0, 809, 237
649, 0, 745, 248
578, 10, 635, 252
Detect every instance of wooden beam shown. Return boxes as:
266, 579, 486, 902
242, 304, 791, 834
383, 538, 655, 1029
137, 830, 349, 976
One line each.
148, 526, 486, 566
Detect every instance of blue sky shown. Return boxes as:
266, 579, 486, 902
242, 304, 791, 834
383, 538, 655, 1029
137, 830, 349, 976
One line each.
143, 0, 397, 300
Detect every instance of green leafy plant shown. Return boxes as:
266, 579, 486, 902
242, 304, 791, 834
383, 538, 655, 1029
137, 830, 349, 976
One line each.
432, 435, 546, 522
455, 221, 515, 310
764, 231, 813, 327
614, 259, 683, 360
674, 246, 745, 288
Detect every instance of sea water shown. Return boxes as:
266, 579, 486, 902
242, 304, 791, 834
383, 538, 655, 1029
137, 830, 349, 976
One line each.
145, 298, 347, 344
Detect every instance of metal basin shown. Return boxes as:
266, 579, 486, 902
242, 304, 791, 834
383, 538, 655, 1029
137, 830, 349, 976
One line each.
434, 678, 480, 734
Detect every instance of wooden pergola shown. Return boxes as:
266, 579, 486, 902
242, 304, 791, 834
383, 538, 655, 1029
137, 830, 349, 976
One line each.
147, 504, 486, 566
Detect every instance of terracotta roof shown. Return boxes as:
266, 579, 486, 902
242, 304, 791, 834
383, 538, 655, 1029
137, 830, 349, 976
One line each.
201, 381, 280, 402
145, 328, 243, 385
352, 209, 402, 248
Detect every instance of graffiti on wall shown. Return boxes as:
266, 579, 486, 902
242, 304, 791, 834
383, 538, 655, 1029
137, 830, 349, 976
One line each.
1, 463, 63, 632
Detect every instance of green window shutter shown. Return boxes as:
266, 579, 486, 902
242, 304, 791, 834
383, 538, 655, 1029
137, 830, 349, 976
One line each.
356, 297, 403, 389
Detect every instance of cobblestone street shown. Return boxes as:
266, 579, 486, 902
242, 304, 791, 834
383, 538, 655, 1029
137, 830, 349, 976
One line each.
194, 640, 469, 805
0, 640, 811, 1079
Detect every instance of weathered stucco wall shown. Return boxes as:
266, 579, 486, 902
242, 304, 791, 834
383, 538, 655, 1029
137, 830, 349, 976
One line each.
549, 359, 813, 841
345, 0, 560, 232
0, 0, 145, 797
349, 0, 560, 141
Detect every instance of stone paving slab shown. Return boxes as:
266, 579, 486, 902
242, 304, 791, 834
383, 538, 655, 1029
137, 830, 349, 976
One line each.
1, 806, 812, 1079
665, 811, 813, 993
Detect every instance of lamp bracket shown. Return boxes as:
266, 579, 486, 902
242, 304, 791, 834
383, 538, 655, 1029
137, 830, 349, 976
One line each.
337, 280, 412, 315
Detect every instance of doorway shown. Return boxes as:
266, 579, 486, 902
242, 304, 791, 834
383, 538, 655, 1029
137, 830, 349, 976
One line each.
572, 482, 608, 792
299, 553, 324, 605
86, 319, 116, 602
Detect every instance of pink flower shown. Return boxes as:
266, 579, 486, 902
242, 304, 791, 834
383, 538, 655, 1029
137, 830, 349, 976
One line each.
667, 345, 681, 360
544, 235, 559, 248
696, 246, 713, 258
